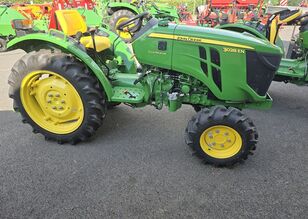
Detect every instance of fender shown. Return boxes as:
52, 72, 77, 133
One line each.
108, 2, 140, 14
6, 32, 114, 100
216, 23, 267, 41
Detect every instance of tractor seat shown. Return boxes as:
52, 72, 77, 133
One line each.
55, 10, 110, 52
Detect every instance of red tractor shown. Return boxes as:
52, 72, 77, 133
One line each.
180, 0, 263, 27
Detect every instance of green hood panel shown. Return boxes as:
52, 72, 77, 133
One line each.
174, 25, 282, 55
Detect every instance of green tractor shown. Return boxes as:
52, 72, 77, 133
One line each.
0, 5, 26, 52
103, 0, 179, 41
218, 9, 308, 85
6, 10, 282, 166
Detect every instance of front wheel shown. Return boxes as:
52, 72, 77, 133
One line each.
185, 106, 258, 166
8, 50, 107, 144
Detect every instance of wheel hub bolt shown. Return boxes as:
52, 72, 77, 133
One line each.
48, 94, 53, 97
61, 100, 66, 104
215, 130, 220, 133
52, 106, 57, 110
58, 106, 64, 110
55, 94, 60, 97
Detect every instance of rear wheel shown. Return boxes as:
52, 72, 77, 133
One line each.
8, 50, 107, 144
109, 9, 136, 42
0, 38, 7, 52
185, 106, 258, 166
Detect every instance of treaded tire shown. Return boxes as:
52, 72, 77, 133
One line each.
109, 9, 136, 42
8, 50, 107, 144
185, 106, 258, 167
0, 38, 7, 52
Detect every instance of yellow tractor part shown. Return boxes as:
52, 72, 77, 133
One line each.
20, 70, 84, 135
116, 17, 135, 40
55, 10, 111, 52
13, 4, 51, 20
199, 125, 242, 159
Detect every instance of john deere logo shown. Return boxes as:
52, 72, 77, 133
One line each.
223, 48, 245, 54
176, 36, 202, 43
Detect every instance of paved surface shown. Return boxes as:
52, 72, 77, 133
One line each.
0, 29, 307, 218
0, 84, 307, 218
0, 50, 24, 110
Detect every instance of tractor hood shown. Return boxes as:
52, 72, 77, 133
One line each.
173, 24, 282, 55
133, 21, 282, 103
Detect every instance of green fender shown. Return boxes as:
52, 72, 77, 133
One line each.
108, 2, 140, 14
6, 32, 114, 100
216, 24, 267, 40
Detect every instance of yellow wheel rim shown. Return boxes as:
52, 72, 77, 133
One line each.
199, 125, 242, 159
116, 17, 135, 40
20, 70, 84, 135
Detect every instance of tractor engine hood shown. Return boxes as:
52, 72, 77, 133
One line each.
173, 25, 282, 55
133, 22, 282, 102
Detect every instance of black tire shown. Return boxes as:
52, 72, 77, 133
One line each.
185, 106, 258, 166
109, 9, 136, 41
192, 105, 202, 112
0, 38, 7, 52
8, 50, 107, 144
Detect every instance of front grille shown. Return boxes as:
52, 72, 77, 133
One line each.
246, 51, 281, 96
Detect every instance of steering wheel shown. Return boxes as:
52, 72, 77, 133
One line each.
117, 12, 150, 35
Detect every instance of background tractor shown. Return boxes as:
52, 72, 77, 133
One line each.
6, 10, 282, 166
104, 0, 179, 41
0, 0, 107, 51
218, 9, 308, 85
0, 5, 25, 51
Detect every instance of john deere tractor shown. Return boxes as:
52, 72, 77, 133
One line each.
0, 5, 25, 52
218, 9, 308, 85
6, 10, 282, 166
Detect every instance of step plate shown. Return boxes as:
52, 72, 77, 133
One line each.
111, 87, 145, 104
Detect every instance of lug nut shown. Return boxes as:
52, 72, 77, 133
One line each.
61, 100, 66, 104
224, 132, 229, 136
47, 100, 51, 103
58, 106, 64, 110
221, 144, 224, 147
52, 106, 57, 110
48, 94, 53, 97
215, 130, 220, 133
55, 94, 60, 97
